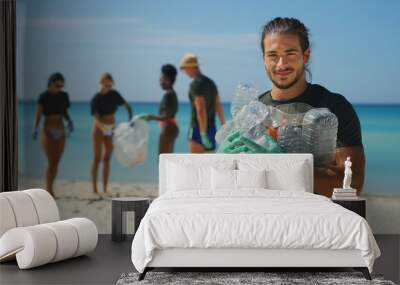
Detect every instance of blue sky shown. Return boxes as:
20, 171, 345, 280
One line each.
17, 0, 400, 103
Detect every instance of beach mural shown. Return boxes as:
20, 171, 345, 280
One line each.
16, 0, 400, 234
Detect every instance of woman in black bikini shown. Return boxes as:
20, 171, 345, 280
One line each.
90, 73, 132, 196
137, 64, 179, 155
33, 73, 74, 197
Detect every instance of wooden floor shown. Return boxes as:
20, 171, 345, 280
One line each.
0, 235, 398, 285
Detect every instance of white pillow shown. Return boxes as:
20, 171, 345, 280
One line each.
167, 160, 236, 192
236, 169, 267, 189
211, 169, 267, 191
238, 159, 308, 191
167, 162, 208, 191
211, 168, 236, 191
266, 163, 307, 191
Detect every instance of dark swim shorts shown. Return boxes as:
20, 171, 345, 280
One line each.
188, 124, 217, 150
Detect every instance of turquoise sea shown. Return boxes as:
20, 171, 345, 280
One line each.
18, 102, 400, 194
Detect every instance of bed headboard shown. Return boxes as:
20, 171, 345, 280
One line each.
159, 153, 314, 196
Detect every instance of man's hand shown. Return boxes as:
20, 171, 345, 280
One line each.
217, 129, 282, 154
217, 129, 243, 153
236, 134, 282, 153
200, 132, 213, 150
237, 134, 282, 153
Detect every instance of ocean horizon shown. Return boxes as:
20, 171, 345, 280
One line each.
17, 98, 400, 106
18, 101, 400, 195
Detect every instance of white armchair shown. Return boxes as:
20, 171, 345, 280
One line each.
0, 189, 98, 269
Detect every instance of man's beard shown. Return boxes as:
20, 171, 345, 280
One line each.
267, 67, 305, 90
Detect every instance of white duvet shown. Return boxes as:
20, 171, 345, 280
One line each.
131, 190, 380, 273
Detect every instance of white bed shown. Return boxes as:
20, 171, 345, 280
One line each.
131, 154, 380, 280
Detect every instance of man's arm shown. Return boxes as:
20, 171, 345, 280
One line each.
194, 96, 207, 133
215, 94, 225, 125
314, 145, 366, 197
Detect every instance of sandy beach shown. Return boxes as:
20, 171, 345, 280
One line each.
18, 177, 158, 234
18, 176, 400, 234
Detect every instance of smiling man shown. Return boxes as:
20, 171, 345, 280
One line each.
257, 17, 365, 197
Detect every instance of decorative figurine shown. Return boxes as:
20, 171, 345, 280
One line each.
343, 156, 353, 189
332, 156, 357, 200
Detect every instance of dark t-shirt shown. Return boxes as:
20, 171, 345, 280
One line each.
258, 83, 363, 147
90, 90, 125, 116
38, 91, 70, 116
159, 89, 178, 118
189, 74, 218, 128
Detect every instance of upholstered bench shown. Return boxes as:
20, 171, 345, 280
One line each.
0, 189, 98, 269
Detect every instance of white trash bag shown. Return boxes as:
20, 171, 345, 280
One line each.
113, 118, 149, 167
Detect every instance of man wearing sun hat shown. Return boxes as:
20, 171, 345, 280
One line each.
180, 53, 225, 153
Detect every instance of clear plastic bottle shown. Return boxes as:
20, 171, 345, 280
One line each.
216, 82, 266, 149
244, 123, 268, 146
234, 99, 272, 150
277, 125, 304, 153
302, 108, 338, 167
235, 100, 270, 132
215, 120, 236, 144
230, 83, 258, 119
275, 103, 312, 153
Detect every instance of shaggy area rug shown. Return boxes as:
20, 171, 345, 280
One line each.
116, 271, 395, 285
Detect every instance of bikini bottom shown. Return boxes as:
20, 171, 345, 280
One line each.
45, 128, 65, 140
98, 123, 115, 137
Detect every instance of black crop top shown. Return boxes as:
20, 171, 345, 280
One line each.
38, 91, 70, 116
90, 90, 125, 116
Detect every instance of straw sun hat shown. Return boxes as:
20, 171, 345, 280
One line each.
179, 53, 199, 69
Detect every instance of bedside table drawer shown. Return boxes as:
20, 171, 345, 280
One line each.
332, 199, 366, 218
